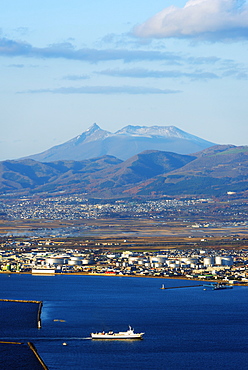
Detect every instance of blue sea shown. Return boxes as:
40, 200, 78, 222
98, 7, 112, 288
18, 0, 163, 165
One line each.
0, 274, 248, 370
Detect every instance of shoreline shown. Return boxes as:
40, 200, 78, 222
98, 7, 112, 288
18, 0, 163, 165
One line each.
0, 270, 247, 286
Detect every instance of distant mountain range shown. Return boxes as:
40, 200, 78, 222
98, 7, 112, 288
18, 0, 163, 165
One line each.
24, 123, 215, 162
1, 145, 248, 199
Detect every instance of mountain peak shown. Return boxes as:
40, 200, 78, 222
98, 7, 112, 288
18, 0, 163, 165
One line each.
115, 125, 200, 140
73, 123, 110, 145
23, 123, 215, 162
86, 123, 101, 133
116, 125, 187, 138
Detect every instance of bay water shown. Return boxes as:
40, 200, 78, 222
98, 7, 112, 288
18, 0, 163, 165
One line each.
0, 273, 248, 370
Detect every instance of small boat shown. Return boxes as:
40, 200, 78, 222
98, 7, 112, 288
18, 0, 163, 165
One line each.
91, 326, 144, 340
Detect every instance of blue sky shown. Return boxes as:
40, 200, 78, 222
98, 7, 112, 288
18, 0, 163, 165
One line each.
1, 0, 248, 161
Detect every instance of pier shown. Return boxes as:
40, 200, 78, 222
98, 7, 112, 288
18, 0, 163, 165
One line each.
161, 284, 203, 290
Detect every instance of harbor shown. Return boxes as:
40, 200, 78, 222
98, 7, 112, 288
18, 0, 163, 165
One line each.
0, 273, 247, 369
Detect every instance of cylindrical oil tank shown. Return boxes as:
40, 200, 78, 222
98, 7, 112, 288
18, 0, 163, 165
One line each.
181, 258, 198, 266
45, 257, 65, 265
82, 259, 94, 265
156, 255, 167, 264
215, 256, 223, 265
68, 259, 82, 266
186, 258, 198, 264
150, 256, 167, 264
181, 258, 189, 263
222, 256, 233, 266
70, 256, 83, 261
128, 257, 139, 264
167, 260, 179, 266
203, 257, 214, 266
137, 259, 148, 265
152, 262, 162, 268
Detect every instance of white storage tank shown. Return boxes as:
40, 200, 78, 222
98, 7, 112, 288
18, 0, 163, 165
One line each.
70, 256, 83, 261
144, 262, 151, 268
167, 260, 180, 268
152, 262, 162, 268
187, 258, 198, 264
68, 259, 82, 266
82, 259, 93, 265
45, 257, 65, 266
203, 257, 214, 267
150, 256, 167, 264
181, 258, 198, 266
215, 256, 223, 265
128, 257, 139, 264
156, 255, 168, 264
181, 258, 189, 263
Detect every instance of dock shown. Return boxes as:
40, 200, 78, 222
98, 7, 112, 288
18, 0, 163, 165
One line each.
161, 284, 203, 290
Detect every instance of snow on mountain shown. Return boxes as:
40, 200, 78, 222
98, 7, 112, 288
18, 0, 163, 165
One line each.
115, 125, 206, 142
23, 123, 215, 162
69, 123, 111, 144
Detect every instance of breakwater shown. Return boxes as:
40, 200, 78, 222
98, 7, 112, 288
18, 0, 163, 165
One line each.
0, 299, 43, 329
0, 298, 41, 303
37, 301, 43, 329
161, 284, 203, 289
28, 342, 49, 370
0, 341, 48, 369
0, 299, 47, 368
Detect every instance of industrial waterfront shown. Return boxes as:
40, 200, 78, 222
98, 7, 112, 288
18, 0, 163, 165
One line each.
1, 241, 248, 285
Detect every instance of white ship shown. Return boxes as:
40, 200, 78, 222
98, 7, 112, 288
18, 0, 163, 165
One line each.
32, 268, 55, 274
91, 326, 144, 340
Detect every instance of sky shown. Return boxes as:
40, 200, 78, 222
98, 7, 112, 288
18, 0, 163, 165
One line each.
1, 0, 248, 161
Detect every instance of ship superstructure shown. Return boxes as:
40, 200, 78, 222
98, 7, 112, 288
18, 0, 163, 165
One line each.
91, 326, 144, 340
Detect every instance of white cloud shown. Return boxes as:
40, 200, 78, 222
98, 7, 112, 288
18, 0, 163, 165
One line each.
134, 0, 248, 41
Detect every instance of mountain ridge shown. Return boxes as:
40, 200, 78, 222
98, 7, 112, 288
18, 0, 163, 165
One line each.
1, 145, 248, 199
23, 123, 215, 162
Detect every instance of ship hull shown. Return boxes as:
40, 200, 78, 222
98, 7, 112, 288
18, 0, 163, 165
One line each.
91, 326, 144, 340
91, 334, 143, 340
